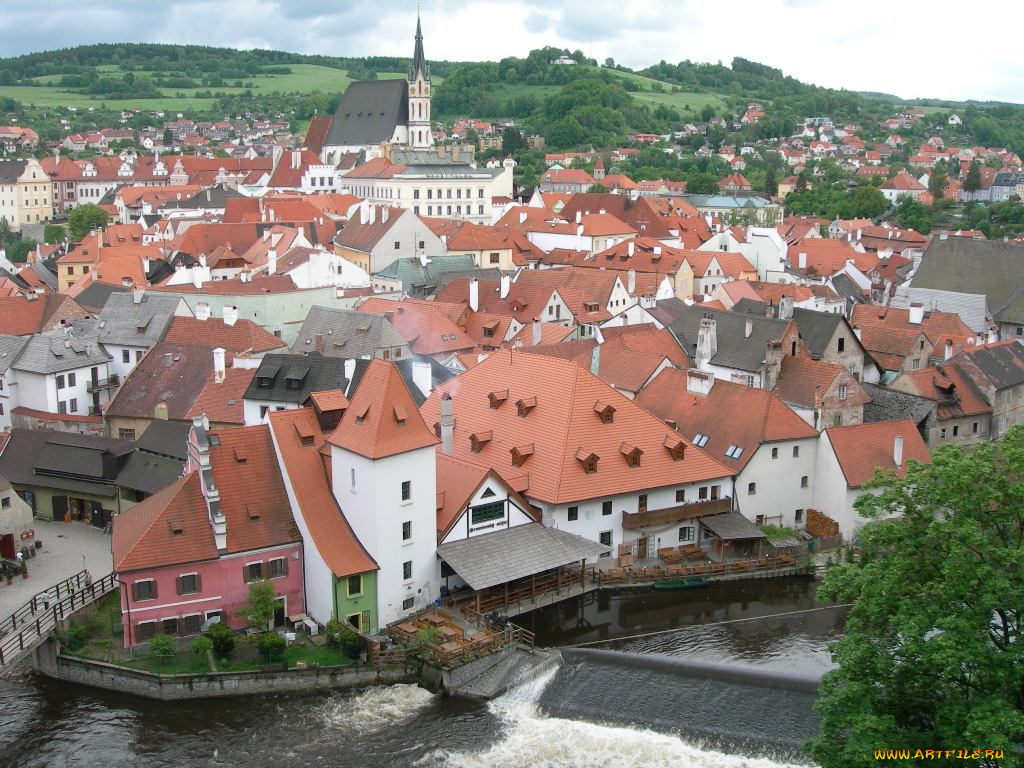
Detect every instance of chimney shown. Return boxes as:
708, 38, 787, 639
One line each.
469, 278, 479, 312
944, 339, 953, 361
133, 288, 145, 304
223, 305, 238, 327
519, 210, 527, 225
164, 352, 173, 368
532, 317, 541, 346
908, 303, 924, 325
291, 150, 300, 169
798, 251, 807, 269
779, 295, 794, 320
893, 435, 904, 467
440, 392, 454, 456
142, 256, 150, 274
368, 206, 376, 225
154, 401, 168, 420
192, 266, 204, 289
412, 360, 432, 398
653, 245, 662, 255
575, 211, 582, 224
627, 268, 636, 294
590, 344, 601, 376
213, 347, 226, 383
359, 199, 369, 224
314, 334, 324, 353
343, 358, 356, 389
240, 268, 251, 283
686, 369, 714, 396
382, 207, 390, 224
628, 241, 635, 257
744, 318, 753, 338
856, 228, 862, 240
199, 254, 207, 268
696, 317, 717, 370
121, 276, 134, 289
196, 302, 210, 321
267, 248, 277, 276
500, 274, 511, 299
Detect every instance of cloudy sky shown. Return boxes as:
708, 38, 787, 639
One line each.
2, 0, 1021, 103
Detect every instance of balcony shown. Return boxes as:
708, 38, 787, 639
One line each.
621, 498, 733, 531
86, 374, 120, 393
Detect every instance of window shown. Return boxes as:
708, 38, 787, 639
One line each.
791, 340, 797, 356
838, 384, 847, 401
795, 509, 804, 523
133, 579, 156, 601
68, 372, 76, 387
122, 349, 131, 363
912, 359, 921, 370
245, 562, 264, 582
748, 482, 757, 495
402, 521, 412, 541
711, 485, 720, 500
678, 526, 693, 542
602, 500, 612, 516
832, 414, 842, 426
269, 558, 288, 578
68, 398, 77, 413
350, 467, 356, 489
698, 486, 708, 500
402, 597, 415, 610
413, 189, 420, 199
401, 480, 411, 501
489, 253, 500, 265
725, 444, 744, 459
136, 621, 156, 641
402, 561, 413, 581
692, 433, 709, 447
177, 573, 199, 595
837, 337, 845, 352
567, 505, 578, 521
0, 497, 8, 509
940, 427, 947, 440
57, 401, 67, 415
952, 425, 960, 437
793, 446, 800, 458
348, 574, 362, 596
638, 494, 647, 513
471, 501, 504, 525
972, 421, 979, 434
801, 475, 809, 488
182, 614, 202, 635
394, 241, 400, 250
599, 530, 612, 547
771, 447, 778, 459
56, 374, 65, 389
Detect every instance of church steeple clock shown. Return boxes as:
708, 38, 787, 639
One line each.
407, 13, 433, 149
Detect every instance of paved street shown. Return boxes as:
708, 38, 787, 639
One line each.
0, 520, 113, 618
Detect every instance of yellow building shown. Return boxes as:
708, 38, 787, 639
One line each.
0, 158, 52, 229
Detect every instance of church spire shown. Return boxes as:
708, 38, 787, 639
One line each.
410, 11, 428, 81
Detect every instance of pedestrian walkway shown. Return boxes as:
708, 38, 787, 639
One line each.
0, 520, 112, 617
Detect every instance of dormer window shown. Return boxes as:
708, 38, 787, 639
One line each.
664, 435, 686, 461
693, 433, 709, 448
620, 442, 643, 468
575, 448, 599, 474
516, 396, 537, 417
169, 519, 184, 536
246, 505, 261, 520
593, 400, 615, 424
510, 443, 534, 467
353, 402, 369, 425
233, 447, 247, 464
469, 430, 492, 453
488, 389, 508, 409
394, 404, 407, 426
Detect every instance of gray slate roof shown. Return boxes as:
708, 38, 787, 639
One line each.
97, 291, 181, 347
700, 511, 768, 541
0, 334, 29, 375
245, 352, 349, 405
828, 273, 868, 307
436, 523, 610, 590
73, 282, 127, 313
373, 255, 500, 296
291, 307, 408, 359
28, 262, 58, 292
346, 356, 455, 407
14, 320, 111, 375
116, 451, 184, 494
134, 419, 191, 462
791, 308, 848, 360
663, 304, 792, 373
324, 80, 409, 149
0, 160, 27, 184
913, 238, 1024, 325
862, 382, 936, 427
961, 341, 1024, 390
892, 287, 990, 334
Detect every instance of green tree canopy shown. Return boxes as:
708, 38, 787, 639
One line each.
964, 160, 983, 193
67, 204, 109, 242
236, 580, 277, 631
812, 427, 1024, 767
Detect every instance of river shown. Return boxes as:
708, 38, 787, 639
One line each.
0, 576, 840, 768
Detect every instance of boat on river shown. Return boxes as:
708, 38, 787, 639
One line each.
652, 576, 710, 591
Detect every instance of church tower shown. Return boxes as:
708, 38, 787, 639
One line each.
407, 14, 433, 149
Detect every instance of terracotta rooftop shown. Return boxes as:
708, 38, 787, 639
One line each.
824, 419, 931, 488
164, 316, 287, 355
185, 367, 256, 425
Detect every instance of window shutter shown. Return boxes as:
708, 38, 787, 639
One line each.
261, 562, 270, 580
281, 558, 289, 576
176, 576, 183, 596
195, 573, 203, 593
131, 582, 139, 602
151, 580, 158, 600
242, 563, 249, 582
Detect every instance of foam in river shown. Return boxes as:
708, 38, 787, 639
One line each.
426, 666, 813, 768
322, 683, 435, 736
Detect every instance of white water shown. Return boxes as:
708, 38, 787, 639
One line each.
428, 666, 815, 768
320, 683, 436, 736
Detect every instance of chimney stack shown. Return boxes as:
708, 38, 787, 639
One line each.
532, 317, 541, 346
779, 295, 794, 320
267, 248, 277, 276
893, 435, 904, 467
627, 268, 636, 294
590, 343, 601, 376
686, 369, 714, 396
908, 302, 924, 325
223, 305, 238, 327
412, 360, 433, 398
519, 210, 527, 225
213, 347, 226, 383
500, 274, 511, 299
468, 278, 479, 312
196, 301, 210, 322
164, 352, 173, 368
944, 339, 953, 361
440, 393, 454, 456
696, 317, 717, 371
628, 241, 635, 257
744, 318, 753, 338
314, 334, 324, 353
343, 358, 356, 389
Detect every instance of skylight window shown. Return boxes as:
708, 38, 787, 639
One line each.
693, 433, 709, 447
725, 444, 744, 459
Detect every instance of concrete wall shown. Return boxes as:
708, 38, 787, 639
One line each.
34, 640, 410, 700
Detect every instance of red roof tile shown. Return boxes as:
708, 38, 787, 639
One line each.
824, 419, 931, 487
164, 316, 286, 355
186, 367, 255, 425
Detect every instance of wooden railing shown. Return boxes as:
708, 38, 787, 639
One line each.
594, 554, 803, 586
0, 571, 117, 667
621, 498, 733, 530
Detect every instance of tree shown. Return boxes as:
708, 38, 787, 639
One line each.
149, 633, 176, 671
763, 164, 778, 197
928, 165, 949, 204
205, 621, 235, 656
848, 186, 888, 219
257, 631, 286, 662
811, 427, 1024, 768
67, 204, 109, 242
236, 580, 276, 631
964, 160, 982, 193
43, 224, 67, 244
162, 127, 173, 146
794, 172, 808, 193
501, 126, 526, 156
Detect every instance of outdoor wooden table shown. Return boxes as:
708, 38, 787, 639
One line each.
439, 640, 461, 653
397, 622, 419, 635
422, 614, 447, 627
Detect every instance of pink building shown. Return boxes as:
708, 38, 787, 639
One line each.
113, 420, 304, 646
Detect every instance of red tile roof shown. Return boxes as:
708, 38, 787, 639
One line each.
0, 294, 89, 336
164, 316, 287, 355
421, 351, 733, 505
773, 356, 865, 409
787, 239, 878, 276
186, 367, 256, 425
435, 453, 533, 537
269, 408, 377, 578
328, 359, 439, 459
597, 326, 689, 367
356, 297, 476, 356
637, 369, 817, 473
851, 304, 977, 358
824, 419, 931, 487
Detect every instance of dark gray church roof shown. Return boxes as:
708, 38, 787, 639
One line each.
324, 80, 409, 148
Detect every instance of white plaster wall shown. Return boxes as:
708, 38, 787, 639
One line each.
733, 439, 817, 528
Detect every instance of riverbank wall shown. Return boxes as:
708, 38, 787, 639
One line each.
31, 638, 413, 701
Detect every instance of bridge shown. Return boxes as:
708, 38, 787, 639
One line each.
0, 570, 117, 668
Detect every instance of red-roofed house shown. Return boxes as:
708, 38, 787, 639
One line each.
880, 171, 927, 203
113, 421, 304, 646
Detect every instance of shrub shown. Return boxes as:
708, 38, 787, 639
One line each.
205, 621, 235, 656
58, 624, 89, 651
324, 619, 365, 659
258, 632, 286, 662
149, 633, 176, 660
190, 636, 213, 657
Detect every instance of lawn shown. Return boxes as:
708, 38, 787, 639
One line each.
123, 651, 211, 675
0, 85, 218, 112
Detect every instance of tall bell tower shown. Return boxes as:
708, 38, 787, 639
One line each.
407, 13, 433, 149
